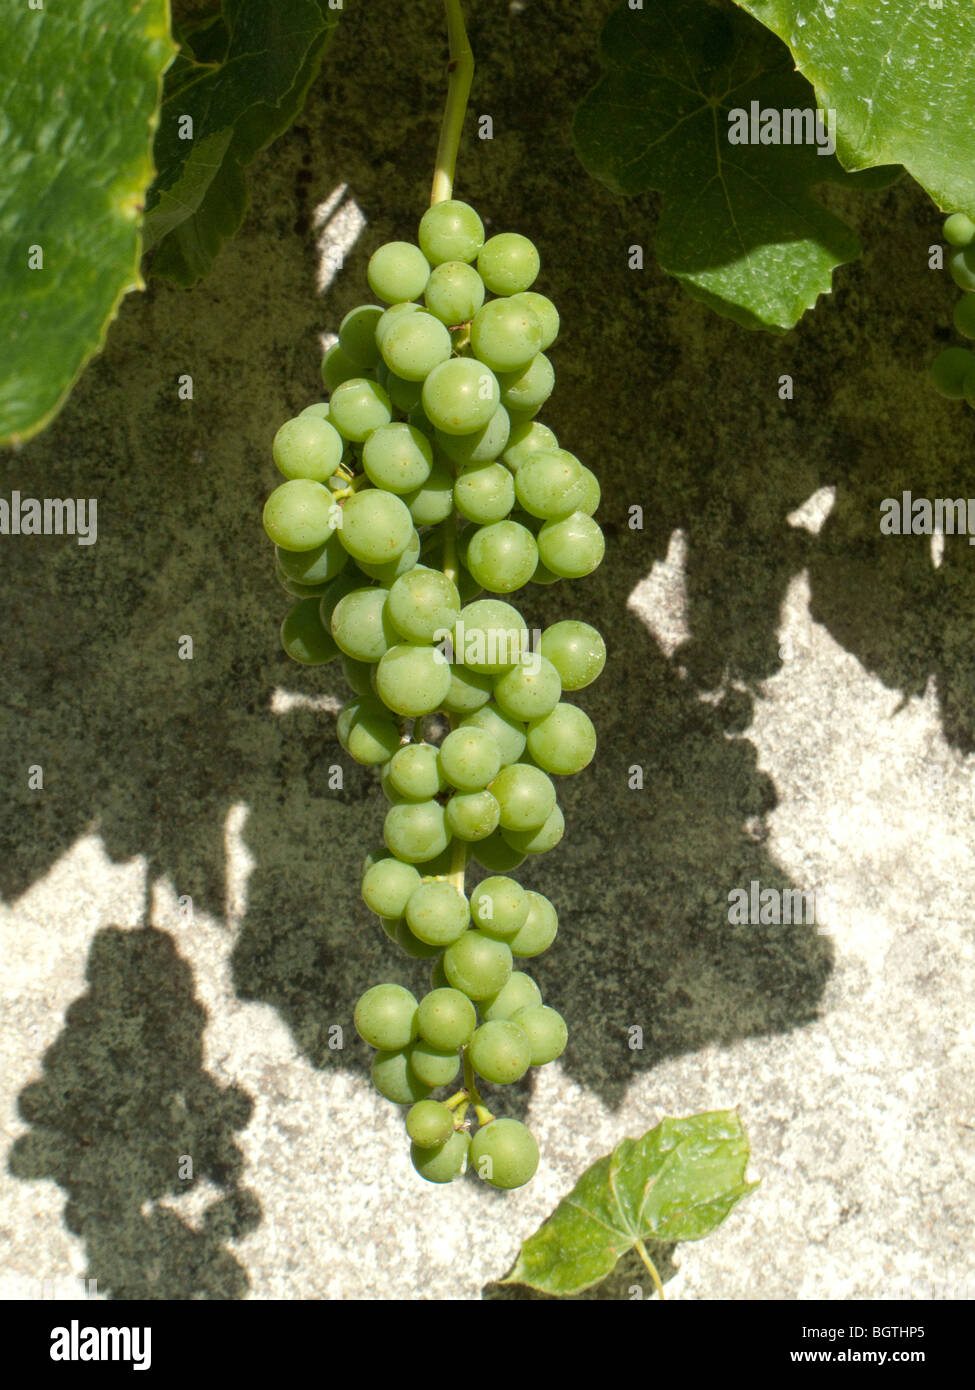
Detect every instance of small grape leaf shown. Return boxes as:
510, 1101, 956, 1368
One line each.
573, 0, 888, 332
736, 0, 975, 219
144, 0, 341, 286
501, 1111, 758, 1296
0, 0, 176, 446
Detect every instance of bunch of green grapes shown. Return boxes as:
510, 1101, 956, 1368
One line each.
261, 198, 606, 1189
929, 212, 975, 403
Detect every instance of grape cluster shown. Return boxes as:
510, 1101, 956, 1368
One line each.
261, 198, 606, 1188
929, 212, 975, 402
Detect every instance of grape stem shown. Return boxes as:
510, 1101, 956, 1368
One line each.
461, 1044, 494, 1121
635, 1239, 666, 1301
431, 0, 474, 206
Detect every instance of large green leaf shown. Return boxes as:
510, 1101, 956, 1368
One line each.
144, 1, 340, 285
502, 1111, 757, 1296
736, 0, 975, 218
0, 1, 176, 446
573, 0, 895, 332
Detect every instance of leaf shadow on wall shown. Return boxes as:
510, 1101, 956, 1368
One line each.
9, 926, 259, 1300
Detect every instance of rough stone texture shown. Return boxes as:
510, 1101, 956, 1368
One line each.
1, 0, 974, 1301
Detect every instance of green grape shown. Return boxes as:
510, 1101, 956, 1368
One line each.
417, 987, 477, 1049
362, 423, 433, 493
436, 406, 511, 467
371, 1047, 431, 1104
337, 696, 401, 765
949, 246, 975, 292
341, 654, 375, 697
502, 419, 558, 472
376, 643, 452, 717
470, 298, 542, 373
396, 920, 443, 959
387, 742, 444, 800
469, 1019, 531, 1085
418, 199, 485, 266
409, 1038, 461, 1087
514, 449, 587, 520
318, 566, 365, 628
945, 213, 975, 248
470, 1118, 538, 1189
498, 353, 554, 415
381, 310, 453, 381
445, 789, 500, 841
386, 371, 424, 413
272, 414, 344, 482
367, 241, 431, 303
379, 916, 400, 942
441, 664, 494, 715
424, 259, 486, 325
537, 511, 605, 578
281, 598, 339, 664
539, 620, 605, 690
953, 295, 975, 338
276, 562, 330, 599
376, 301, 422, 345
404, 455, 455, 525
321, 342, 361, 392
331, 586, 397, 662
929, 346, 975, 398
466, 520, 538, 593
963, 370, 975, 408
502, 804, 564, 855
384, 800, 451, 863
263, 479, 337, 552
381, 764, 410, 805
386, 566, 461, 643
477, 233, 540, 295
471, 829, 526, 873
337, 490, 414, 565
493, 655, 562, 720
454, 462, 516, 524
405, 880, 470, 946
488, 762, 555, 831
362, 857, 422, 918
299, 401, 331, 419
354, 983, 419, 1050
328, 378, 393, 441
576, 466, 601, 516
356, 528, 421, 585
276, 532, 348, 586
527, 702, 596, 774
422, 358, 500, 435
453, 599, 528, 675
443, 930, 512, 999
481, 971, 542, 1022
508, 891, 557, 957
406, 1098, 454, 1148
338, 304, 384, 369
511, 1004, 567, 1065
470, 875, 530, 938
411, 1129, 470, 1183
510, 291, 559, 350
459, 705, 527, 766
439, 726, 503, 791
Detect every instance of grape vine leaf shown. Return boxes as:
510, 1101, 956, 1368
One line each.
573, 0, 897, 332
735, 0, 975, 219
501, 1111, 758, 1296
144, 1, 341, 286
0, 0, 176, 446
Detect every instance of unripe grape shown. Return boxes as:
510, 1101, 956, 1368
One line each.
411, 1129, 471, 1183
470, 1118, 539, 1188
406, 1099, 454, 1148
